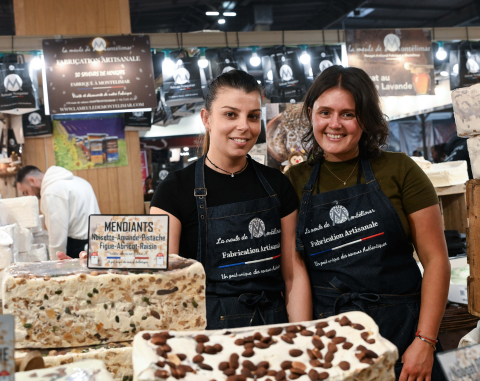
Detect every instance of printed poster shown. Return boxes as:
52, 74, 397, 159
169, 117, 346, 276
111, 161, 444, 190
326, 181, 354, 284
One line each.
346, 29, 434, 96
88, 215, 168, 270
266, 103, 309, 169
42, 35, 156, 114
22, 105, 52, 137
53, 113, 128, 170
437, 343, 480, 380
457, 41, 480, 89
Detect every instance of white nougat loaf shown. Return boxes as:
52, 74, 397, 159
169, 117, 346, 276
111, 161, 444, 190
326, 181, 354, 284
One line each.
3, 255, 206, 348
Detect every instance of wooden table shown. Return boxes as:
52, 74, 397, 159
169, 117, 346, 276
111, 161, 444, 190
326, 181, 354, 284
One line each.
436, 184, 467, 234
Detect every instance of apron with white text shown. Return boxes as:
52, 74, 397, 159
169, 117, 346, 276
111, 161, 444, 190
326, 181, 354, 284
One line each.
296, 158, 445, 380
195, 155, 288, 330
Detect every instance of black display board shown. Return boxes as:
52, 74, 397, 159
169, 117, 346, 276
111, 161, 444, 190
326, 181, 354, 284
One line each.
0, 54, 38, 112
42, 35, 156, 114
22, 106, 52, 137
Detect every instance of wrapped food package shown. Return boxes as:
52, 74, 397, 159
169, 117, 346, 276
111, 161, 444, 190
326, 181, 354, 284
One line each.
133, 311, 398, 381
452, 84, 480, 137
468, 135, 480, 179
422, 161, 469, 187
0, 196, 40, 229
16, 343, 132, 381
3, 255, 206, 348
16, 359, 115, 381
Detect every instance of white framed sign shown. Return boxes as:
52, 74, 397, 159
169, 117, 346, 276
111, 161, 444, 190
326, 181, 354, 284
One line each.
437, 343, 480, 380
87, 215, 169, 270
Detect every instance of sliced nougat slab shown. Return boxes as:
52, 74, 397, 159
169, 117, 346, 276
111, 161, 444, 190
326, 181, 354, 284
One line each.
16, 343, 132, 381
132, 311, 398, 381
3, 254, 206, 348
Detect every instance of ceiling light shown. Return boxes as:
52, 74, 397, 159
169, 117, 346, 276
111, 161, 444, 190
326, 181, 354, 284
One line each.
436, 42, 447, 61
162, 50, 174, 73
299, 45, 311, 65
218, 18, 226, 24
440, 71, 449, 77
30, 54, 44, 70
250, 46, 261, 67
223, 12, 236, 16
198, 47, 209, 68
206, 11, 219, 16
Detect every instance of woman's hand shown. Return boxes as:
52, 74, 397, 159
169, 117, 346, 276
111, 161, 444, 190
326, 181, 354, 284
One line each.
399, 338, 435, 381
56, 251, 87, 260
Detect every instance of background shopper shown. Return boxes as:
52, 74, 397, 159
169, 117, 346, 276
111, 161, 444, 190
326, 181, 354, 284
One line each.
16, 165, 100, 258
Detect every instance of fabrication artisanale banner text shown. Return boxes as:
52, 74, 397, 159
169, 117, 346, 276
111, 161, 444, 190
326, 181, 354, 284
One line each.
346, 29, 435, 96
42, 35, 156, 114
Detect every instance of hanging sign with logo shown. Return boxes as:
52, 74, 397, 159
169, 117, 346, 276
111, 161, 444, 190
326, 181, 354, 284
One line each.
271, 51, 306, 103
346, 29, 434, 96
88, 215, 169, 270
211, 50, 248, 78
42, 35, 156, 114
162, 53, 204, 106
22, 106, 52, 137
457, 42, 480, 88
124, 111, 152, 129
0, 54, 39, 113
310, 45, 343, 79
437, 343, 480, 380
0, 315, 14, 381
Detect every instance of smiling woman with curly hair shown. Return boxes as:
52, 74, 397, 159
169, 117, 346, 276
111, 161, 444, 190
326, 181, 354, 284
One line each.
285, 65, 450, 381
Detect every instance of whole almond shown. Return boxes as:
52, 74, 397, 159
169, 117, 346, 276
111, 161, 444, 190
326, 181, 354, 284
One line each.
204, 345, 217, 355
328, 343, 338, 353
306, 349, 316, 360
312, 348, 323, 359
323, 362, 332, 369
316, 322, 328, 329
325, 351, 334, 363
280, 361, 292, 370
235, 338, 245, 346
214, 344, 223, 352
194, 334, 209, 343
275, 370, 286, 381
229, 353, 239, 369
308, 369, 319, 381
318, 372, 329, 380
289, 349, 303, 357
280, 335, 293, 344
325, 330, 336, 338
223, 368, 235, 376
255, 342, 269, 349
242, 348, 254, 358
142, 333, 151, 340
196, 343, 204, 354
300, 329, 314, 336
353, 323, 365, 330
291, 362, 306, 371
268, 327, 283, 336
242, 360, 256, 371
192, 355, 204, 363
343, 342, 354, 350
316, 328, 325, 336
154, 370, 169, 379
255, 368, 267, 378
290, 368, 306, 376
253, 332, 263, 341
257, 361, 270, 369
198, 362, 213, 371
339, 361, 350, 370
339, 316, 351, 326
241, 368, 253, 378
151, 336, 166, 345
219, 362, 229, 371
309, 359, 322, 368
312, 336, 324, 349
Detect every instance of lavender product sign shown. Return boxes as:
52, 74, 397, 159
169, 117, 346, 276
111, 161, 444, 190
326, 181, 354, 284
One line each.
42, 35, 156, 114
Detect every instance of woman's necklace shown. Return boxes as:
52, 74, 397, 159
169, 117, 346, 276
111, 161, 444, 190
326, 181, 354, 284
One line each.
206, 156, 248, 177
323, 159, 359, 185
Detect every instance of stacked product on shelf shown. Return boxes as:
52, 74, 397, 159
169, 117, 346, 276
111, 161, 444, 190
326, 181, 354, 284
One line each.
16, 360, 115, 381
132, 311, 398, 381
3, 254, 207, 379
452, 83, 480, 178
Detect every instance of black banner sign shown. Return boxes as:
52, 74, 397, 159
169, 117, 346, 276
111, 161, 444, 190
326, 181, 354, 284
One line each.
124, 111, 152, 128
211, 50, 248, 78
42, 35, 156, 114
457, 42, 480, 88
0, 54, 39, 112
22, 106, 52, 137
346, 29, 434, 96
162, 53, 204, 106
271, 52, 306, 103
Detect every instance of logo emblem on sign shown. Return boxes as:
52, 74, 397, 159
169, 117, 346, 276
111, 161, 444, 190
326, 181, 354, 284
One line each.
222, 66, 235, 73
383, 34, 401, 52
173, 60, 190, 85
4, 74, 22, 92
28, 113, 42, 125
156, 253, 165, 266
159, 169, 169, 181
279, 65, 293, 81
92, 37, 107, 52
249, 218, 266, 239
91, 252, 99, 265
329, 202, 350, 226
133, 111, 144, 117
319, 60, 333, 73
467, 58, 480, 74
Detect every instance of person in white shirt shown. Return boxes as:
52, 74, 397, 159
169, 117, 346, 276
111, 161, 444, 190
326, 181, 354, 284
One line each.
15, 165, 100, 258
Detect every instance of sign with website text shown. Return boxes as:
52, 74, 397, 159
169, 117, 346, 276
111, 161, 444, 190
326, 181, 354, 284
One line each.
346, 29, 434, 96
88, 215, 169, 270
42, 35, 156, 114
0, 315, 14, 381
437, 344, 480, 380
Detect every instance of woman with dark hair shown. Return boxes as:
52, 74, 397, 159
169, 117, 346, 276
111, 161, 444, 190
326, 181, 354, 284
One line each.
151, 70, 312, 329
285, 65, 450, 381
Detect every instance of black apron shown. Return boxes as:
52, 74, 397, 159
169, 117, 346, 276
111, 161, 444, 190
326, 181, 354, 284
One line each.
195, 155, 288, 330
66, 237, 88, 259
296, 157, 445, 380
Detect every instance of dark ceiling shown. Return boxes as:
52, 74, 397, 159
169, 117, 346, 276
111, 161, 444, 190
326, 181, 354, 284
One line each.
129, 0, 480, 33
1, 0, 480, 36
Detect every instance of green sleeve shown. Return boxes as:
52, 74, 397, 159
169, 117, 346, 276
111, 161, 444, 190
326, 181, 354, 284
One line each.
401, 154, 439, 215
